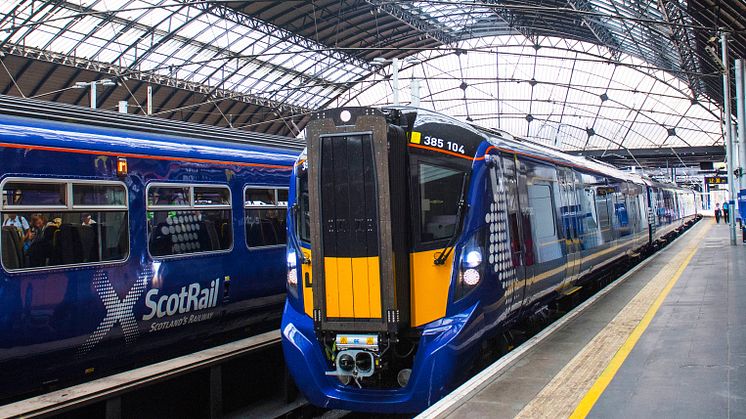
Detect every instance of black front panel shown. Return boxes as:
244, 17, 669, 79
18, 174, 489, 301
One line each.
320, 134, 379, 258
387, 125, 410, 325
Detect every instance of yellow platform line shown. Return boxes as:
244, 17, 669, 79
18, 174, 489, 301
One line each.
514, 220, 710, 419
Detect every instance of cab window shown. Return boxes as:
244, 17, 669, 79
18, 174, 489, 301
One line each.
417, 161, 466, 244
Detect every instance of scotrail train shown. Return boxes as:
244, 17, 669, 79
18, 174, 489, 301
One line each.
281, 107, 699, 413
0, 95, 301, 400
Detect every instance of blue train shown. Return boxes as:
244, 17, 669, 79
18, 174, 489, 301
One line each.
0, 96, 301, 400
281, 107, 699, 413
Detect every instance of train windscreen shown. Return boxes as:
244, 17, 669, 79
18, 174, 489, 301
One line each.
416, 161, 466, 245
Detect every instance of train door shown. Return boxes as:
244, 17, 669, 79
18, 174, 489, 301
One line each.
493, 154, 531, 313
558, 167, 581, 285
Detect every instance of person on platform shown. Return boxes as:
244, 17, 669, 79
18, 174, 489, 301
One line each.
723, 201, 730, 224
715, 203, 722, 223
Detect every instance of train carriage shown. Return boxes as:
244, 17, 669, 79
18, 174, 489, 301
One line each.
0, 96, 301, 400
281, 107, 698, 413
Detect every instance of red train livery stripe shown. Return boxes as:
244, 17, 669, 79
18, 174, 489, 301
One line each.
0, 141, 293, 170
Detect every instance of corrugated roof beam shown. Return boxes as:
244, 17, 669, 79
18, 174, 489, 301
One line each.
0, 43, 309, 115
183, 0, 377, 72
566, 0, 622, 60
656, 0, 706, 98
365, 0, 458, 45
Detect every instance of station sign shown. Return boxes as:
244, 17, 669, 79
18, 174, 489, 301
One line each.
705, 176, 727, 185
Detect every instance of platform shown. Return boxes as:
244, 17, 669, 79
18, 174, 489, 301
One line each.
419, 218, 746, 418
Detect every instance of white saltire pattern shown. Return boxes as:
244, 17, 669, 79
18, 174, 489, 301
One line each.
77, 267, 150, 356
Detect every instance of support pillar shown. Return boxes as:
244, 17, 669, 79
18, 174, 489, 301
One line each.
721, 32, 737, 245
147, 85, 153, 115
90, 83, 97, 110
736, 59, 746, 233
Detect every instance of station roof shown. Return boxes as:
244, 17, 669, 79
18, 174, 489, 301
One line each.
0, 1, 743, 159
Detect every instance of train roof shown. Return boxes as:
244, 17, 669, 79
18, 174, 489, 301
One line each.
400, 107, 691, 192
0, 95, 301, 168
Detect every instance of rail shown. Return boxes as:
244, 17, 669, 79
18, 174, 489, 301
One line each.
0, 330, 280, 418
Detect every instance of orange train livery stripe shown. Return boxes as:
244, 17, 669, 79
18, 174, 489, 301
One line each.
476, 145, 641, 180
0, 141, 293, 170
407, 143, 474, 161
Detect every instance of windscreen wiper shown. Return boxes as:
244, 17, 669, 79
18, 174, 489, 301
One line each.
434, 173, 469, 265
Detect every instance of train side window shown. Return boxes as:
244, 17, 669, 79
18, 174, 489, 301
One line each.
2, 181, 66, 207
73, 184, 126, 206
297, 171, 311, 243
147, 185, 191, 207
527, 183, 561, 263
245, 186, 287, 248
1, 178, 129, 271
146, 183, 232, 258
195, 186, 230, 206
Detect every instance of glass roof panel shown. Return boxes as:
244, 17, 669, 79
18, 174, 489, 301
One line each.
339, 35, 722, 151
0, 0, 373, 110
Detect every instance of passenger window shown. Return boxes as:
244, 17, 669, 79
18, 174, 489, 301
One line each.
1, 179, 129, 271
245, 187, 287, 248
194, 187, 230, 206
147, 185, 190, 207
73, 183, 126, 206
146, 184, 232, 257
2, 181, 66, 207
245, 188, 278, 206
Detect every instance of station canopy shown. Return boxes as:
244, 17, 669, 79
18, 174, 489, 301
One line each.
0, 0, 743, 157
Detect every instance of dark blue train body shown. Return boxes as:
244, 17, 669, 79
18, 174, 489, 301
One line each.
0, 96, 300, 400
281, 107, 699, 413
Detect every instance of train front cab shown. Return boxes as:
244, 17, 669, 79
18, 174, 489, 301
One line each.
282, 108, 493, 413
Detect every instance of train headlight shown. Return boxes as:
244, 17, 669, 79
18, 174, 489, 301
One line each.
463, 250, 483, 268
455, 230, 486, 300
287, 250, 298, 288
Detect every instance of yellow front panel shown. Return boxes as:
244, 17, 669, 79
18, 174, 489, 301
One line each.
367, 257, 382, 317
335, 257, 355, 317
324, 256, 382, 319
324, 257, 340, 317
410, 248, 453, 326
301, 248, 314, 317
351, 258, 372, 317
